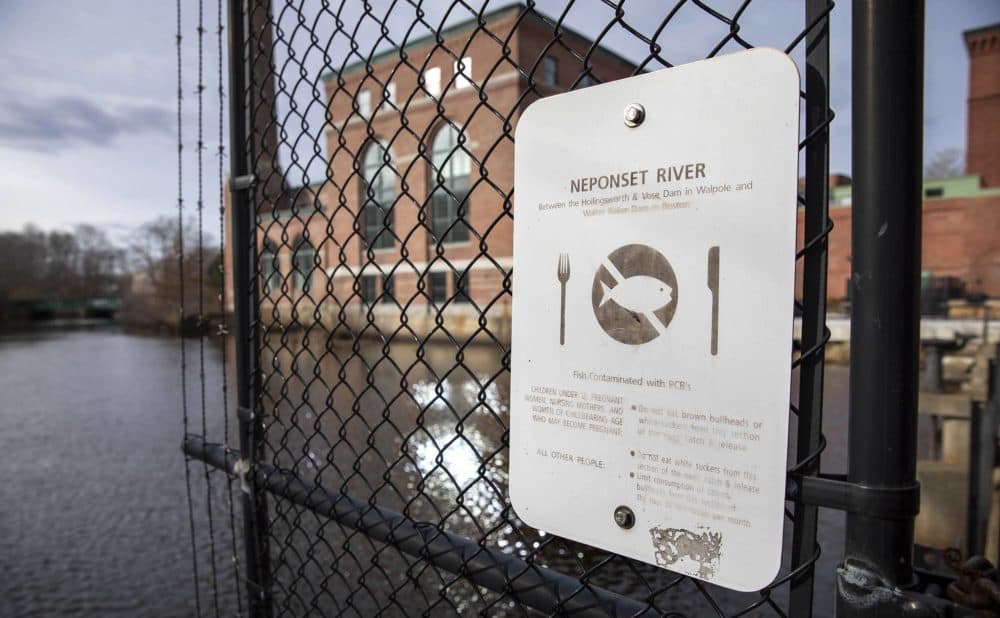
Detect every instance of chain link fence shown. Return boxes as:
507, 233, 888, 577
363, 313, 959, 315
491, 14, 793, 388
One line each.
184, 0, 844, 615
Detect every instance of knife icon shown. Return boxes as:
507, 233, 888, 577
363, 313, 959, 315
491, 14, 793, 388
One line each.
707, 246, 719, 356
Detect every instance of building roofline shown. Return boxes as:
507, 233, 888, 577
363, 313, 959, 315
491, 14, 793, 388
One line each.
963, 22, 1000, 39
320, 2, 639, 83
821, 173, 1000, 200
320, 3, 522, 83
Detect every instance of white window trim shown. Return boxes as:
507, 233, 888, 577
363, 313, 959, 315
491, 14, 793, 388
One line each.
385, 81, 396, 107
454, 57, 472, 90
357, 89, 372, 118
543, 57, 558, 86
424, 67, 442, 98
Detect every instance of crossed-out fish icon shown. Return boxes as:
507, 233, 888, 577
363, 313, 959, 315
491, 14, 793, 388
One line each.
598, 276, 674, 314
589, 244, 680, 345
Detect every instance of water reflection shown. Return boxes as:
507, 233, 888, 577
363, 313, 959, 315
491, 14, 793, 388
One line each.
260, 332, 522, 614
256, 328, 855, 616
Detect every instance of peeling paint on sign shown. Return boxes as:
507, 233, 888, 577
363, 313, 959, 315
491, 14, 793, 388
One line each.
650, 527, 723, 580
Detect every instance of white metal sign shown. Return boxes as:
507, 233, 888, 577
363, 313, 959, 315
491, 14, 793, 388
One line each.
510, 48, 800, 592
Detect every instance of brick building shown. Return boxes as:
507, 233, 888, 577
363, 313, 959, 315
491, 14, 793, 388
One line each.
230, 13, 1000, 331
231, 5, 636, 338
796, 22, 1000, 306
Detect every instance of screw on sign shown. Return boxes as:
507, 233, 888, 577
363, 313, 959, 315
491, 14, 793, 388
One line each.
614, 505, 636, 530
591, 243, 678, 345
623, 103, 645, 128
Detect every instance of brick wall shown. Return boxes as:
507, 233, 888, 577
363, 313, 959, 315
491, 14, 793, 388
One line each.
235, 8, 637, 317
965, 25, 1000, 188
796, 194, 1000, 302
792, 23, 1000, 305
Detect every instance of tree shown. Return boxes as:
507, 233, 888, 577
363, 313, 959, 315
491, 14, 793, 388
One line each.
0, 225, 123, 305
0, 218, 217, 328
924, 148, 964, 179
121, 216, 221, 327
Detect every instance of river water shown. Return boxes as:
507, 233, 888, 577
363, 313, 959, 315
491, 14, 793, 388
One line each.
0, 325, 854, 617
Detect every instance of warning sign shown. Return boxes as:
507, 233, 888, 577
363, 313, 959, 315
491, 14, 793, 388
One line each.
509, 48, 800, 592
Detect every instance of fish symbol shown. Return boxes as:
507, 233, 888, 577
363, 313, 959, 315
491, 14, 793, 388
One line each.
599, 276, 673, 313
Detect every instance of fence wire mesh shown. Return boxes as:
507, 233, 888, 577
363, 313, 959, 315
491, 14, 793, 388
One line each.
185, 0, 837, 615
178, 0, 247, 615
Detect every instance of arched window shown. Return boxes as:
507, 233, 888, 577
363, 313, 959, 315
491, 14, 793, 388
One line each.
430, 125, 470, 244
292, 237, 316, 293
261, 240, 279, 295
361, 141, 395, 249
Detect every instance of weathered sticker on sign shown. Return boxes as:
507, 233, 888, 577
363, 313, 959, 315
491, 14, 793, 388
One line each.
509, 48, 800, 592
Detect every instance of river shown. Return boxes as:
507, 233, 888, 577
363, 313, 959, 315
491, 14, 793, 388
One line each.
0, 325, 854, 616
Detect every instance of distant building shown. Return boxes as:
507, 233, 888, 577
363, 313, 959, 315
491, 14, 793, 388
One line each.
966, 24, 1000, 189
796, 22, 1000, 306
226, 4, 636, 339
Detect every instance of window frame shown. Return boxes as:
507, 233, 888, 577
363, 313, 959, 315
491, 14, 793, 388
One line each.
357, 89, 372, 118
385, 81, 396, 107
454, 57, 473, 90
382, 274, 394, 304
429, 124, 471, 245
361, 274, 378, 305
424, 67, 442, 98
361, 140, 396, 250
542, 57, 558, 86
291, 237, 316, 293
429, 271, 448, 306
261, 241, 280, 295
454, 271, 470, 304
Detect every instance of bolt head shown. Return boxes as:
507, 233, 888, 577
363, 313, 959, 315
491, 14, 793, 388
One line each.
624, 103, 645, 127
613, 505, 635, 529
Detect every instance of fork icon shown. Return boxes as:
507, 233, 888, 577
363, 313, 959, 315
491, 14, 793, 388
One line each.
557, 253, 570, 345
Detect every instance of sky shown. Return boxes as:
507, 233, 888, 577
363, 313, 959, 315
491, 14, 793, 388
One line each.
0, 0, 997, 235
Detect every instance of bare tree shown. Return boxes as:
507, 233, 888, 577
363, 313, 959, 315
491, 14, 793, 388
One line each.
0, 218, 217, 328
924, 148, 965, 179
121, 216, 220, 328
0, 225, 123, 306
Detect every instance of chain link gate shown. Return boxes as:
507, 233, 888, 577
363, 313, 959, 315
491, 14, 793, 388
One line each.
180, 1, 947, 616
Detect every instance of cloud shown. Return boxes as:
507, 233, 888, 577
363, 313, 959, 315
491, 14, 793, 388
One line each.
0, 91, 173, 152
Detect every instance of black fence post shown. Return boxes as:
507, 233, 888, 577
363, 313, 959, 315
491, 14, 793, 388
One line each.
839, 1, 925, 615
789, 1, 832, 615
227, 0, 272, 615
969, 354, 999, 557
968, 399, 991, 557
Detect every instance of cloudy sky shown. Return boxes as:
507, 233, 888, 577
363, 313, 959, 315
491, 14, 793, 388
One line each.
0, 0, 997, 235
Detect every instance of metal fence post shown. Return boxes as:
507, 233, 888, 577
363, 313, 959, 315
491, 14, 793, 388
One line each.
967, 398, 992, 557
969, 354, 1000, 557
227, 0, 273, 615
789, 1, 832, 615
839, 1, 925, 615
